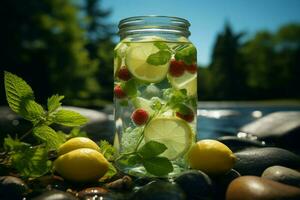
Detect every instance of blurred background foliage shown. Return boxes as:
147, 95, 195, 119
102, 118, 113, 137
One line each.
0, 0, 299, 108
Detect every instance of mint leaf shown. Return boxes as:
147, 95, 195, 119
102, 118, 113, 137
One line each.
33, 126, 66, 150
138, 141, 167, 159
143, 157, 173, 176
11, 146, 51, 178
53, 109, 88, 127
99, 140, 116, 161
121, 79, 137, 97
175, 45, 197, 65
47, 95, 64, 113
163, 88, 187, 107
20, 99, 45, 124
4, 71, 34, 114
127, 154, 142, 165
3, 135, 30, 151
146, 50, 171, 65
154, 42, 169, 50
175, 103, 193, 115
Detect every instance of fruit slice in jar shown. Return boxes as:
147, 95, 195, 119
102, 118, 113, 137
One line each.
144, 117, 193, 160
168, 72, 197, 96
125, 43, 170, 83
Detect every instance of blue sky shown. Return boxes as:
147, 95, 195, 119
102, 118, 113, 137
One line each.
102, 0, 300, 65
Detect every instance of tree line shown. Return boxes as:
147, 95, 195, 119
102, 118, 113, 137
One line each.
0, 0, 299, 107
198, 23, 300, 100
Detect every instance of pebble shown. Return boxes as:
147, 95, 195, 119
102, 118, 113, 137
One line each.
174, 170, 213, 200
240, 111, 300, 151
217, 136, 266, 152
32, 190, 78, 200
234, 147, 300, 175
226, 176, 300, 200
0, 176, 28, 200
77, 187, 109, 200
131, 180, 186, 200
262, 165, 300, 187
212, 169, 240, 200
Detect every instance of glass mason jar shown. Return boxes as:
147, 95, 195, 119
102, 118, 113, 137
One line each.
113, 16, 197, 177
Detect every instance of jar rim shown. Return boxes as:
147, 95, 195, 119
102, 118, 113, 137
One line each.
118, 15, 191, 39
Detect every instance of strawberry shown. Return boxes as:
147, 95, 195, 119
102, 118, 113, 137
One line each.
176, 112, 194, 123
117, 66, 131, 81
114, 85, 126, 98
175, 104, 195, 122
131, 109, 149, 126
169, 60, 185, 77
185, 63, 197, 74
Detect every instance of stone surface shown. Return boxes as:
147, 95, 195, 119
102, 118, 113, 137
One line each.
132, 180, 186, 200
174, 170, 213, 200
217, 136, 266, 152
104, 176, 133, 191
77, 187, 109, 199
226, 176, 300, 200
0, 176, 28, 200
262, 165, 300, 187
240, 111, 300, 150
234, 147, 300, 176
212, 169, 240, 200
32, 190, 78, 200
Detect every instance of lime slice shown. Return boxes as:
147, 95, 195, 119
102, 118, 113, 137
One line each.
144, 117, 193, 160
131, 97, 154, 115
168, 72, 197, 96
125, 43, 169, 83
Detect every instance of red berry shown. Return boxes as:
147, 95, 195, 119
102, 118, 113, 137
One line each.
117, 66, 131, 81
114, 85, 126, 98
176, 112, 194, 123
169, 60, 185, 77
185, 63, 197, 74
131, 109, 149, 126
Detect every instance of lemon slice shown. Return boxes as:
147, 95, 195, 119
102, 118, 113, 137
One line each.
125, 43, 169, 83
144, 117, 193, 160
168, 72, 197, 96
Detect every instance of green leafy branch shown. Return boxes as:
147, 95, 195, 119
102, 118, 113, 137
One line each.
3, 71, 89, 178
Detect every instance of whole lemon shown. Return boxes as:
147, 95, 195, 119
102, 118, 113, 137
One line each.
54, 148, 109, 182
57, 137, 100, 156
187, 140, 236, 175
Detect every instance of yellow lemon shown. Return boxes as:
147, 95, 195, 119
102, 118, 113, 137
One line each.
54, 148, 109, 182
187, 140, 236, 175
57, 137, 100, 156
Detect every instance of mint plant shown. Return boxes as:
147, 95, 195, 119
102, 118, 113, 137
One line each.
2, 71, 89, 178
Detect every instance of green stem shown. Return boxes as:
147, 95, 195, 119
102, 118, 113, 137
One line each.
19, 127, 34, 140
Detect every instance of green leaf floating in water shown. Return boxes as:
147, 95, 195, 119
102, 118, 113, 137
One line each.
147, 50, 171, 66
175, 45, 197, 65
143, 157, 173, 176
138, 141, 167, 159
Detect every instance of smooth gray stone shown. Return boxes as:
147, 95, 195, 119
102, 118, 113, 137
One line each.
239, 112, 300, 149
217, 136, 266, 152
234, 147, 300, 176
262, 165, 300, 187
212, 169, 241, 200
174, 170, 213, 200
132, 180, 186, 200
33, 190, 78, 200
0, 176, 28, 200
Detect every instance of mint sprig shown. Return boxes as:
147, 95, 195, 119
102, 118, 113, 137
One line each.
3, 71, 90, 178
